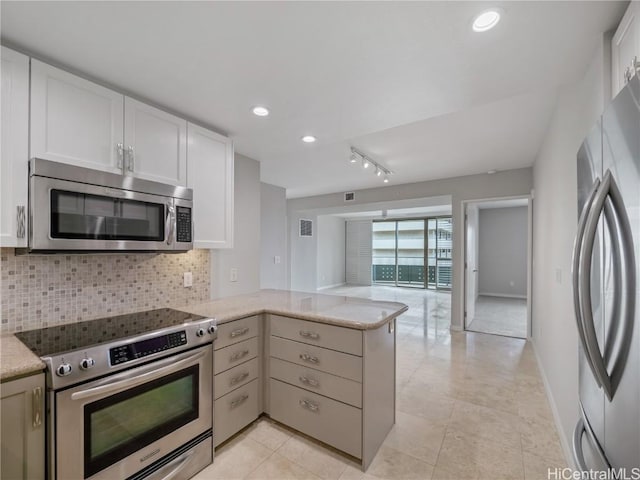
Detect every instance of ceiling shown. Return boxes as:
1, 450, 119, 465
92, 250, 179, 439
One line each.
1, 1, 627, 198
473, 198, 529, 209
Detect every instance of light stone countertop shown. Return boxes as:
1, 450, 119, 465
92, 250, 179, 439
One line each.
1, 289, 408, 382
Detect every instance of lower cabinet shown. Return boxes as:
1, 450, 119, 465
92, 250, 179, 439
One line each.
0, 373, 45, 480
214, 379, 260, 446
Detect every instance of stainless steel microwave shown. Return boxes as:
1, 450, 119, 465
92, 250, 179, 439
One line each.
24, 159, 193, 253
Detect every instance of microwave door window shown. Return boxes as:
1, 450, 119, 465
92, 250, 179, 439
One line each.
51, 190, 165, 241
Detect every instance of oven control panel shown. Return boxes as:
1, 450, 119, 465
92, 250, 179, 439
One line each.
110, 331, 187, 366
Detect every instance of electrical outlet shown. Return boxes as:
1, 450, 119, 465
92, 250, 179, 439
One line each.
274, 256, 281, 264
183, 272, 193, 288
230, 268, 238, 282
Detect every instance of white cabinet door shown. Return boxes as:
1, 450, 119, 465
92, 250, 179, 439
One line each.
124, 97, 187, 186
186, 123, 234, 248
0, 373, 45, 480
1, 47, 29, 247
30, 60, 125, 173
612, 1, 640, 97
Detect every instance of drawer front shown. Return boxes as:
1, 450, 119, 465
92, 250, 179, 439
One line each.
270, 336, 362, 382
214, 337, 259, 374
214, 379, 260, 446
270, 315, 362, 356
270, 379, 362, 458
270, 357, 362, 408
215, 357, 259, 400
215, 316, 259, 350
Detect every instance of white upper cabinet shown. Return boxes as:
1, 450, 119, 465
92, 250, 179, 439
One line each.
612, 1, 640, 97
1, 47, 30, 247
187, 123, 234, 249
123, 97, 187, 186
30, 59, 125, 173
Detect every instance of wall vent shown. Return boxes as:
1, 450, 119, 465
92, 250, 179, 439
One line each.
299, 219, 313, 237
344, 192, 355, 202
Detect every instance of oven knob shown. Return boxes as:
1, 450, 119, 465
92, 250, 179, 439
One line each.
196, 328, 205, 337
56, 363, 73, 377
80, 358, 95, 370
207, 325, 217, 335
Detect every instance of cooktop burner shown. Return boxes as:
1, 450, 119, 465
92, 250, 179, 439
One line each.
15, 308, 207, 357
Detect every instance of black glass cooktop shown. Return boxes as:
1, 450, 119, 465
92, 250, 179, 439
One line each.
15, 308, 207, 357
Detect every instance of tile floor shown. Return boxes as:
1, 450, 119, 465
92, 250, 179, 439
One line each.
194, 286, 565, 480
467, 295, 528, 339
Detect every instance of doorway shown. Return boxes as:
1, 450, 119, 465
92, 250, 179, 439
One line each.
464, 197, 531, 338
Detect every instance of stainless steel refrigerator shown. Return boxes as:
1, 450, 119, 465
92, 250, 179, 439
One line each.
573, 74, 639, 470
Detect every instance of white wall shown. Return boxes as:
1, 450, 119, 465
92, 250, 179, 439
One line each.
316, 216, 346, 289
288, 168, 532, 329
478, 206, 528, 298
261, 182, 287, 289
531, 35, 610, 464
211, 154, 261, 298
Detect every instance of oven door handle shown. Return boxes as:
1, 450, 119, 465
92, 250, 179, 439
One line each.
70, 349, 206, 401
147, 450, 195, 480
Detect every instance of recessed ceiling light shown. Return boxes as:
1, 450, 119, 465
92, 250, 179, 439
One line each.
301, 135, 316, 143
472, 9, 501, 32
252, 106, 269, 117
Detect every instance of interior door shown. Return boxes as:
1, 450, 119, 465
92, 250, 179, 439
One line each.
465, 205, 479, 326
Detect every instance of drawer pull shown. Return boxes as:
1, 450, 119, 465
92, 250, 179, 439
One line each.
299, 353, 319, 364
230, 327, 250, 338
299, 330, 320, 340
298, 376, 319, 388
230, 393, 249, 409
230, 372, 250, 386
230, 349, 250, 362
299, 399, 319, 412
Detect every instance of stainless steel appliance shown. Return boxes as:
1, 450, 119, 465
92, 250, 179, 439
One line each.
24, 159, 193, 253
16, 309, 217, 480
572, 74, 639, 470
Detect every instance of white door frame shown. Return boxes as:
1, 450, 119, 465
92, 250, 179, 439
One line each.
461, 194, 533, 339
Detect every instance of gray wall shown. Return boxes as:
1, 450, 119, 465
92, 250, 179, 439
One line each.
478, 206, 528, 298
288, 167, 533, 329
289, 213, 318, 292
211, 154, 261, 298
260, 182, 287, 289
531, 35, 610, 464
316, 216, 346, 289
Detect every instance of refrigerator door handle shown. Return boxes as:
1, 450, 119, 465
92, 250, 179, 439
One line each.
573, 410, 611, 472
572, 177, 601, 381
579, 171, 614, 400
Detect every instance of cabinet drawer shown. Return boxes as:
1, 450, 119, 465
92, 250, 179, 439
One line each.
214, 379, 259, 446
214, 337, 259, 374
270, 336, 362, 382
270, 357, 362, 408
215, 357, 259, 400
270, 379, 362, 458
215, 316, 259, 350
271, 315, 362, 356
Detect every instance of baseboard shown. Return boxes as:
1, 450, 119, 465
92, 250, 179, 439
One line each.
478, 292, 527, 299
317, 282, 346, 291
531, 340, 576, 470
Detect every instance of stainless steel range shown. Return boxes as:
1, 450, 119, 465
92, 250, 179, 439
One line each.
16, 308, 217, 480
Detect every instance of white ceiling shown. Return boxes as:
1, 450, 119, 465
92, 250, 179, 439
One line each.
1, 1, 627, 198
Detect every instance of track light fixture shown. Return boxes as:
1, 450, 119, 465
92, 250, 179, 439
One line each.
349, 147, 393, 183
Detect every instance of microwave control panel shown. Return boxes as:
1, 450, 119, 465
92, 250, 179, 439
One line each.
176, 206, 192, 243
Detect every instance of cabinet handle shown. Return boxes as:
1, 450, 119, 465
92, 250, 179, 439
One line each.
127, 146, 135, 172
116, 143, 124, 169
230, 327, 250, 338
230, 394, 249, 409
299, 330, 320, 340
299, 353, 319, 364
230, 349, 250, 362
230, 371, 250, 386
299, 399, 319, 412
298, 376, 319, 387
32, 387, 42, 428
16, 205, 25, 239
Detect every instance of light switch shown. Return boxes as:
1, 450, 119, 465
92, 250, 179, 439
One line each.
230, 268, 238, 282
274, 256, 281, 264
183, 272, 193, 288
555, 268, 562, 284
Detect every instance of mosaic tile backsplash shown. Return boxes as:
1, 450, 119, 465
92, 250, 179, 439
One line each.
0, 248, 210, 334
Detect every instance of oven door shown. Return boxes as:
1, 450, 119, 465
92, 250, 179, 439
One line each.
54, 345, 212, 480
29, 175, 189, 251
